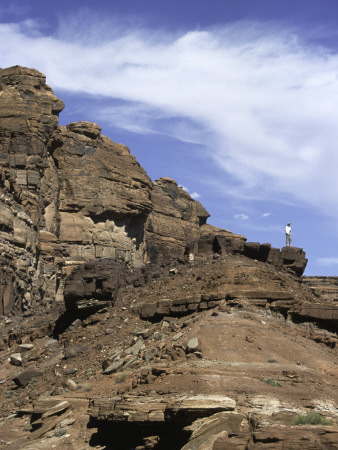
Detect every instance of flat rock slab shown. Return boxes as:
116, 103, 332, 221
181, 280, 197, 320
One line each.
170, 395, 236, 413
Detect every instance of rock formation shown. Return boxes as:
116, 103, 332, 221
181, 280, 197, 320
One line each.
0, 66, 337, 449
0, 65, 308, 317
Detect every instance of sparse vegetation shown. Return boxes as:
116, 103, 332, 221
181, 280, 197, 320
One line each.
54, 426, 67, 437
292, 412, 331, 426
115, 373, 127, 384
151, 271, 161, 279
6, 390, 17, 398
262, 377, 282, 387
23, 423, 32, 432
267, 357, 278, 363
77, 382, 92, 392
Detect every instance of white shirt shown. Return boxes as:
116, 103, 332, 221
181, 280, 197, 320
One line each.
285, 225, 291, 234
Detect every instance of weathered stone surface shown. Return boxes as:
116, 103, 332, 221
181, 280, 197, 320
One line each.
303, 276, 338, 304
140, 302, 158, 319
144, 178, 210, 264
182, 412, 244, 450
13, 367, 43, 386
104, 359, 125, 375
244, 242, 260, 259
0, 66, 64, 312
279, 246, 308, 276
197, 224, 246, 257
63, 344, 86, 359
186, 337, 200, 353
28, 398, 73, 440
10, 352, 22, 366
169, 395, 236, 417
33, 399, 70, 416
293, 302, 338, 327
64, 258, 126, 313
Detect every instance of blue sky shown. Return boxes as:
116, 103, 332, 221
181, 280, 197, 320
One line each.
1, 0, 338, 275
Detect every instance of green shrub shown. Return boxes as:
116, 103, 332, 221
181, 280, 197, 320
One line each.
262, 377, 282, 387
23, 424, 32, 432
151, 271, 161, 279
292, 412, 331, 426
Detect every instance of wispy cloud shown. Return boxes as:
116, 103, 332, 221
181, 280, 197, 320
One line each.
262, 213, 271, 217
1, 14, 338, 219
234, 214, 249, 220
317, 258, 338, 266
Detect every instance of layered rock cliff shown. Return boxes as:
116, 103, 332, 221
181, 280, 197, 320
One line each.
0, 65, 308, 317
0, 66, 337, 450
0, 66, 218, 314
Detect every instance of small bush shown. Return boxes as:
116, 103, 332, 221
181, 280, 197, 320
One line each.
6, 391, 16, 398
115, 373, 127, 384
23, 424, 32, 432
267, 358, 278, 363
77, 382, 92, 392
292, 412, 331, 426
54, 426, 67, 437
262, 377, 282, 387
151, 271, 161, 279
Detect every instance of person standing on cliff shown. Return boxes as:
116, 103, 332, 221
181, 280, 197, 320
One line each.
285, 223, 292, 246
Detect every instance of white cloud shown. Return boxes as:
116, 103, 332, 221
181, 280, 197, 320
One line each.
317, 258, 338, 266
181, 186, 201, 199
262, 213, 271, 217
234, 214, 249, 220
1, 16, 338, 219
190, 192, 200, 199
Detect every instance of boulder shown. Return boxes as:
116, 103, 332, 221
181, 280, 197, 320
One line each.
244, 242, 260, 259
13, 367, 43, 387
186, 337, 201, 353
63, 344, 86, 359
280, 246, 308, 276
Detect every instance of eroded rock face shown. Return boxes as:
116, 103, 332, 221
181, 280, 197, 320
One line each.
0, 66, 245, 313
303, 276, 338, 304
144, 178, 210, 264
0, 65, 307, 318
63, 259, 127, 313
0, 66, 64, 313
